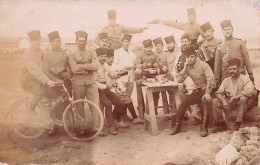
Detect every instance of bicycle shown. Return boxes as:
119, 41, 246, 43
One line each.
7, 80, 104, 141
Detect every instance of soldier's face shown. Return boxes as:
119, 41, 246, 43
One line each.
99, 39, 108, 48
108, 19, 116, 26
222, 27, 233, 38
50, 38, 61, 50
188, 14, 196, 24
204, 29, 214, 40
167, 42, 175, 52
187, 54, 196, 65
155, 43, 163, 53
144, 46, 153, 55
228, 65, 239, 77
76, 36, 87, 49
31, 39, 41, 50
98, 54, 107, 64
106, 56, 114, 65
180, 38, 191, 50
122, 40, 130, 51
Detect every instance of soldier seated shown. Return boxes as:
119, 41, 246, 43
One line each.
212, 58, 256, 132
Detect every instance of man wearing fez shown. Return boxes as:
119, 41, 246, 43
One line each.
214, 20, 254, 86
150, 8, 203, 49
20, 30, 59, 118
98, 10, 147, 50
199, 22, 222, 72
164, 35, 180, 73
172, 33, 202, 125
98, 32, 110, 48
212, 58, 255, 132
153, 37, 168, 74
96, 48, 119, 135
42, 31, 71, 95
68, 31, 100, 131
170, 47, 215, 137
113, 34, 144, 123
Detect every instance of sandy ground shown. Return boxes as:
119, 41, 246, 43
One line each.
0, 51, 259, 165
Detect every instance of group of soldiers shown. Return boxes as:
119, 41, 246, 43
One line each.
20, 8, 257, 137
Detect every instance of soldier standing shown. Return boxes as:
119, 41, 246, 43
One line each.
149, 8, 204, 49
97, 10, 147, 50
214, 20, 254, 85
68, 31, 100, 131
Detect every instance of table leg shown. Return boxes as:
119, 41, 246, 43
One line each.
136, 84, 145, 119
161, 91, 169, 114
147, 88, 159, 135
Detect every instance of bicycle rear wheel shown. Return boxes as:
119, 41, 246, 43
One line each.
9, 98, 47, 139
63, 99, 104, 141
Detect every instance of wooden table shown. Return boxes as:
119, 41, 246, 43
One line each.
137, 81, 181, 135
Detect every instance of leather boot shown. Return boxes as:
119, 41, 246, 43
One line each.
200, 104, 209, 137
169, 120, 182, 135
169, 104, 186, 135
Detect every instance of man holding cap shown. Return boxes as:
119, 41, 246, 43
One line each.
97, 10, 147, 50
20, 30, 57, 117
214, 20, 254, 86
149, 8, 203, 49
212, 58, 255, 132
170, 47, 215, 137
68, 30, 100, 132
199, 22, 222, 71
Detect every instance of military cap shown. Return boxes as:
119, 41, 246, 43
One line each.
142, 39, 153, 48
180, 33, 191, 41
48, 31, 60, 41
107, 49, 114, 57
187, 8, 196, 16
107, 10, 116, 19
164, 35, 175, 44
200, 22, 213, 32
28, 30, 41, 41
220, 20, 233, 29
75, 31, 88, 39
96, 48, 107, 56
153, 37, 163, 46
99, 33, 108, 40
122, 34, 132, 42
182, 47, 196, 57
228, 58, 241, 67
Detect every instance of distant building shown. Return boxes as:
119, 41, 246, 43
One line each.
0, 37, 51, 54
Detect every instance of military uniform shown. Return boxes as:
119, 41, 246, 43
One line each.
68, 36, 100, 129
214, 37, 253, 82
20, 30, 57, 112
200, 37, 222, 71
99, 24, 144, 50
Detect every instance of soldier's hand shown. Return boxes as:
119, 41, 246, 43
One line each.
249, 73, 254, 83
202, 93, 212, 103
148, 19, 160, 24
47, 81, 56, 87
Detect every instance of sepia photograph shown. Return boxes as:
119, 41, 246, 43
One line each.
0, 0, 260, 164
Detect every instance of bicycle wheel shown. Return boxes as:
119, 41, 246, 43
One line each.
9, 98, 47, 139
63, 99, 104, 141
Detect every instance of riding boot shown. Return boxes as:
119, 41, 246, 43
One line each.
169, 105, 186, 135
200, 103, 210, 137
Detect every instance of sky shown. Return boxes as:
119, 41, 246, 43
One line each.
0, 0, 260, 48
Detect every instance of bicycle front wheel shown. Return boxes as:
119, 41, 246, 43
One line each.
63, 99, 104, 141
10, 98, 46, 139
